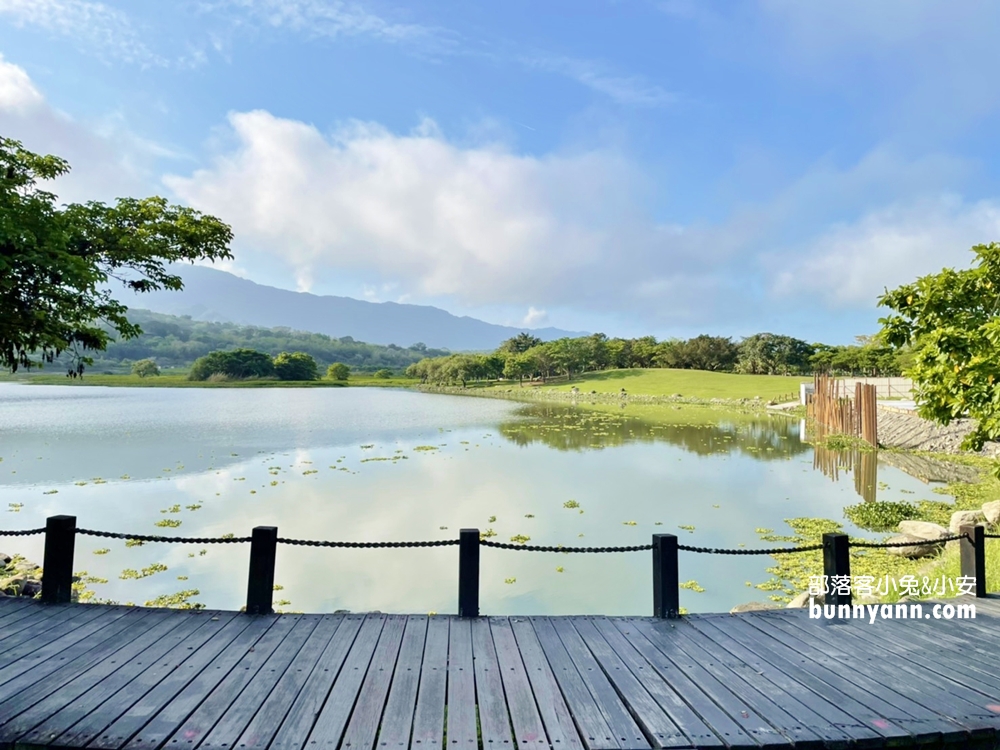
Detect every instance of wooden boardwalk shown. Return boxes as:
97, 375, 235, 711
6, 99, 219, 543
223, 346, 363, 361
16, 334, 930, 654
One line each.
2, 598, 1000, 750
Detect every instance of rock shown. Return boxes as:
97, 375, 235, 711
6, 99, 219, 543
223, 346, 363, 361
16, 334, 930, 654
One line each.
897, 520, 949, 540
730, 601, 780, 613
21, 580, 41, 597
0, 552, 11, 566
983, 500, 1000, 525
949, 509, 986, 535
885, 534, 940, 558
787, 591, 825, 608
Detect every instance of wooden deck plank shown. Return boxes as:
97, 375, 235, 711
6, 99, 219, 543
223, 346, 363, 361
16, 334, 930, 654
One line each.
2, 600, 1000, 750
197, 615, 323, 750
0, 608, 198, 745
409, 615, 449, 750
120, 614, 284, 750
303, 613, 387, 750
339, 614, 408, 750
602, 620, 763, 750
781, 614, 1000, 734
662, 618, 842, 748
0, 608, 162, 716
231, 615, 345, 750
769, 613, 993, 726
0, 606, 135, 688
87, 613, 258, 750
268, 615, 365, 750
0, 597, 48, 629
374, 615, 426, 750
471, 618, 514, 750
568, 618, 691, 749
53, 612, 242, 750
490, 618, 552, 750
528, 617, 619, 750
154, 614, 302, 749
587, 618, 732, 749
445, 617, 478, 750
743, 612, 966, 742
0, 604, 116, 670
549, 618, 654, 749
507, 619, 584, 750
625, 619, 792, 749
690, 614, 914, 744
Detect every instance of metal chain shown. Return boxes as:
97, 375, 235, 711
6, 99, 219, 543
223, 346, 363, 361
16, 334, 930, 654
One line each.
0, 526, 978, 552
851, 534, 967, 549
278, 538, 459, 548
481, 540, 652, 553
678, 543, 825, 555
76, 529, 251, 544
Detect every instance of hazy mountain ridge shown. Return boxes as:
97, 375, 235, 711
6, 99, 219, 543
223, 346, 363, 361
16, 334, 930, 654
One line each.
123, 265, 585, 351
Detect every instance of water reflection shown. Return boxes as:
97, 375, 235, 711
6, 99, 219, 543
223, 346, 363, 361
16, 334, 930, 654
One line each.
0, 384, 951, 614
499, 403, 810, 460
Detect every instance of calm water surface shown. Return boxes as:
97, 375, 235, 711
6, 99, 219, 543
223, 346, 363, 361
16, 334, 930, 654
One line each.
0, 383, 945, 614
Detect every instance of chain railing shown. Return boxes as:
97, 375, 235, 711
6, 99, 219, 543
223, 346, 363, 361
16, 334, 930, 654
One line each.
0, 516, 989, 618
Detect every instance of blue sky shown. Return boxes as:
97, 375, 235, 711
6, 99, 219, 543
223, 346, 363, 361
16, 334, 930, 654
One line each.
2, 0, 999, 344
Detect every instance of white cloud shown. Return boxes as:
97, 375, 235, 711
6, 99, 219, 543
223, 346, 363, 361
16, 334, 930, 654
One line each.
0, 0, 164, 66
0, 55, 43, 113
521, 307, 548, 327
165, 111, 715, 318
0, 55, 168, 203
525, 55, 676, 107
770, 196, 1000, 306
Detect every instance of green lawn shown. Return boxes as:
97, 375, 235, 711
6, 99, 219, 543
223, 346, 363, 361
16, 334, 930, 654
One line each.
539, 368, 810, 401
0, 373, 419, 388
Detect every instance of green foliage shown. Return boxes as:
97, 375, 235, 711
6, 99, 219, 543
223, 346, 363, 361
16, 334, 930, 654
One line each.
372, 368, 393, 379
39, 308, 447, 374
879, 242, 1000, 450
736, 333, 813, 375
131, 358, 160, 377
843, 501, 919, 532
189, 348, 275, 380
273, 351, 318, 381
326, 362, 350, 381
0, 137, 232, 374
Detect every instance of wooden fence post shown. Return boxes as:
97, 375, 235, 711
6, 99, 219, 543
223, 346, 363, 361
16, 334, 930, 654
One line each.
246, 526, 278, 615
823, 532, 851, 607
458, 529, 480, 617
960, 523, 987, 598
41, 515, 76, 604
653, 534, 680, 619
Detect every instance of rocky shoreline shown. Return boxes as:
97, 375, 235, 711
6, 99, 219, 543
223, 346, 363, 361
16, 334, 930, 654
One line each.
0, 552, 43, 598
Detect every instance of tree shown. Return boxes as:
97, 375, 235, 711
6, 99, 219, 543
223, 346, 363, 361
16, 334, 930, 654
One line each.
189, 349, 274, 380
326, 362, 350, 381
879, 242, 1000, 450
499, 332, 543, 355
274, 351, 318, 381
131, 358, 160, 378
503, 352, 534, 384
0, 137, 232, 374
372, 368, 393, 379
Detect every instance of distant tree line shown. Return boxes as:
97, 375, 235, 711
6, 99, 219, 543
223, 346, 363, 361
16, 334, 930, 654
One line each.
46, 309, 449, 374
405, 332, 911, 386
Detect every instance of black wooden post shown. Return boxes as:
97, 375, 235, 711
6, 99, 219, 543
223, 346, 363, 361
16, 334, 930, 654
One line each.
246, 526, 278, 615
653, 534, 680, 619
458, 528, 480, 617
41, 515, 76, 604
823, 532, 851, 607
960, 523, 987, 598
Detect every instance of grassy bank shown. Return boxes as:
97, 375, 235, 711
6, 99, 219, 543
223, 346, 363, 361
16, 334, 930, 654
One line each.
0, 373, 418, 388
539, 368, 809, 401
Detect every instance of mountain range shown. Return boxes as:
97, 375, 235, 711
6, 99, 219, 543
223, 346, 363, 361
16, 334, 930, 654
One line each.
120, 265, 584, 351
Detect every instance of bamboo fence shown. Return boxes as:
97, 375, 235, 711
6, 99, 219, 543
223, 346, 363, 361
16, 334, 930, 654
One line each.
806, 375, 879, 447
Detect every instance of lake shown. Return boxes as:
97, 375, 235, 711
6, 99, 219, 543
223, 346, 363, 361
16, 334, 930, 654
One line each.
0, 383, 945, 615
